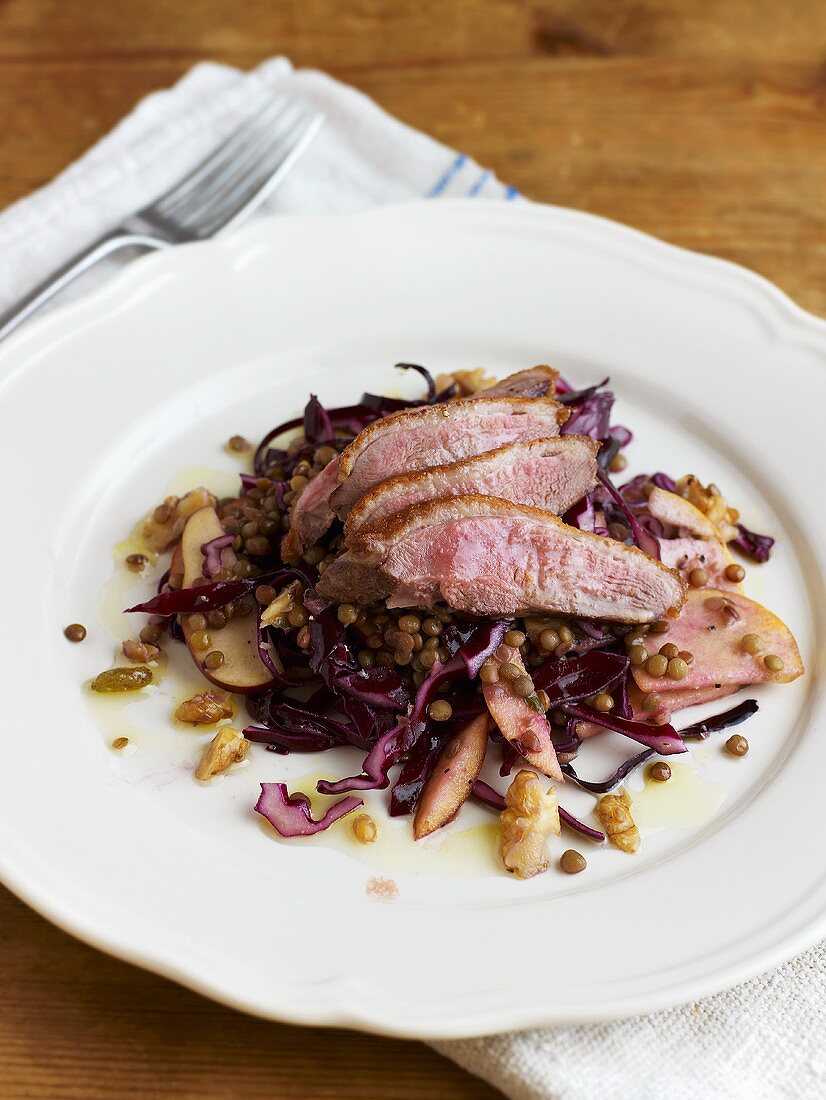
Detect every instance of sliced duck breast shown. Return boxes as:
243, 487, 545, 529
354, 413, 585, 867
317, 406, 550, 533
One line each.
318, 494, 686, 622
283, 455, 341, 560
345, 435, 599, 539
330, 396, 569, 519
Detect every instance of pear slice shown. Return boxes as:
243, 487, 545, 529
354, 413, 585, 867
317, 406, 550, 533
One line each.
632, 588, 803, 699
650, 489, 740, 590
659, 536, 740, 591
177, 506, 279, 694
482, 646, 563, 780
647, 487, 720, 540
413, 714, 490, 839
628, 679, 741, 722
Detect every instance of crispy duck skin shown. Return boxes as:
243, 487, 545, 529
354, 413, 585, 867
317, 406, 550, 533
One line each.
481, 364, 558, 398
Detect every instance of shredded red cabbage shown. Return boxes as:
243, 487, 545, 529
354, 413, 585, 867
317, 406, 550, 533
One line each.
562, 390, 614, 441
562, 748, 655, 793
559, 807, 606, 843
307, 605, 412, 741
557, 375, 632, 470
679, 698, 758, 740
533, 651, 629, 705
471, 780, 506, 811
732, 524, 775, 563
126, 567, 310, 616
315, 667, 444, 795
201, 534, 236, 579
303, 394, 334, 445
565, 492, 596, 532
563, 703, 686, 755
254, 783, 363, 837
244, 696, 373, 754
316, 622, 504, 796
562, 699, 760, 792
619, 472, 774, 563
597, 469, 661, 559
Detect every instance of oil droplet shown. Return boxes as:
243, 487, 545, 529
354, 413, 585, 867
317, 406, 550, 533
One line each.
436, 823, 500, 871
633, 761, 725, 831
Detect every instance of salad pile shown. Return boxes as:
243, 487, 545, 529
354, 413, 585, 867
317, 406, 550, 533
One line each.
107, 364, 802, 879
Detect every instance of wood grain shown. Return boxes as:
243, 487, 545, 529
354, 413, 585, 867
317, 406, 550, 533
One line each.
0, 886, 500, 1098
1, 2, 824, 1097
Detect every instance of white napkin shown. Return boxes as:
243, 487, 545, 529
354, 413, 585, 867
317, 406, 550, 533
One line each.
433, 948, 826, 1099
2, 57, 823, 1100
0, 56, 514, 313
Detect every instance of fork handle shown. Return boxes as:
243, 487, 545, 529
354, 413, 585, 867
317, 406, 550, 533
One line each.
0, 229, 170, 343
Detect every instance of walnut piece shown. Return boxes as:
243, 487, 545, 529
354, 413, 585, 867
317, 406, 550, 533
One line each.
122, 638, 160, 663
141, 487, 217, 552
195, 728, 249, 781
435, 367, 496, 397
176, 690, 233, 725
260, 581, 301, 629
499, 770, 560, 878
674, 475, 738, 543
596, 788, 640, 853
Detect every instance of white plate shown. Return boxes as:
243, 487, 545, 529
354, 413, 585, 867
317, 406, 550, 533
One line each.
0, 201, 824, 1039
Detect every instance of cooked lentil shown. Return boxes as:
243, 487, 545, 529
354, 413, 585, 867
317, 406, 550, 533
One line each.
479, 660, 499, 684
628, 644, 648, 667
428, 700, 453, 722
512, 675, 535, 698
499, 662, 522, 682
725, 734, 749, 757
352, 814, 378, 844
559, 849, 587, 874
667, 657, 689, 681
645, 654, 669, 677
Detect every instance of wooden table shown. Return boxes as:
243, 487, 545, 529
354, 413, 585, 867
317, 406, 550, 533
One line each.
1, 2, 823, 1096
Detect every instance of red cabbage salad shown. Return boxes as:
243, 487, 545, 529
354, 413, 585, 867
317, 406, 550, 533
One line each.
109, 363, 803, 879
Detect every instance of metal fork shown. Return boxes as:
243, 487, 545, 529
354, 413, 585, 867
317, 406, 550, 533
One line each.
0, 96, 323, 341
